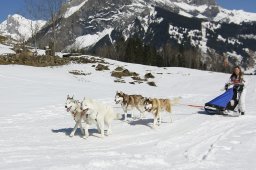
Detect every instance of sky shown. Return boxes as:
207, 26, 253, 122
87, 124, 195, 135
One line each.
0, 0, 256, 22
216, 0, 256, 12
0, 1, 27, 22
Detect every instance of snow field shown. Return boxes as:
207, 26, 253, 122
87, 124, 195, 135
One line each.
0, 57, 256, 170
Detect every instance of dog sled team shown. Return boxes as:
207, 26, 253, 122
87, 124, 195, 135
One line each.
65, 65, 247, 139
65, 92, 178, 139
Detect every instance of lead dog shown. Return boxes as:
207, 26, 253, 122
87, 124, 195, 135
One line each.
115, 91, 146, 120
81, 98, 121, 138
144, 98, 172, 128
65, 95, 88, 138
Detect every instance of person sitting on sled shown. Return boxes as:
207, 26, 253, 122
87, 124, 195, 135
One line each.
224, 66, 247, 115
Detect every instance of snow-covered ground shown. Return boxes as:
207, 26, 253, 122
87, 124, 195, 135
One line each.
0, 43, 67, 57
0, 57, 256, 170
0, 43, 15, 55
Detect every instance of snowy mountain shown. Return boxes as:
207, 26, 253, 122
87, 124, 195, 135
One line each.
1, 57, 256, 169
0, 14, 46, 42
214, 7, 256, 24
33, 0, 256, 71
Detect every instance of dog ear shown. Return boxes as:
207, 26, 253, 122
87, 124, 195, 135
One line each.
72, 95, 74, 99
67, 95, 69, 99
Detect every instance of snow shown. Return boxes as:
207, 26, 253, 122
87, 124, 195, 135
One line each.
217, 35, 226, 42
173, 2, 208, 13
196, 14, 207, 19
0, 43, 15, 55
138, 15, 150, 33
179, 10, 193, 18
63, 0, 88, 18
226, 51, 243, 63
169, 25, 184, 44
199, 22, 209, 53
154, 0, 256, 24
214, 7, 256, 24
227, 38, 241, 45
239, 34, 256, 40
66, 28, 113, 50
0, 45, 66, 57
0, 56, 256, 170
30, 48, 67, 57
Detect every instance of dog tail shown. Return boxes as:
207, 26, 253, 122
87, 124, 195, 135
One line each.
171, 97, 181, 106
166, 99, 171, 113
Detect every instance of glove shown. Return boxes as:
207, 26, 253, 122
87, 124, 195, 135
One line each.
224, 84, 229, 90
234, 84, 244, 92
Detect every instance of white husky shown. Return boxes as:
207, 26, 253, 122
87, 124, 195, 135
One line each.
81, 98, 121, 138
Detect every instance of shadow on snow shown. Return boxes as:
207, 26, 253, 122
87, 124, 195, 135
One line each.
51, 128, 99, 137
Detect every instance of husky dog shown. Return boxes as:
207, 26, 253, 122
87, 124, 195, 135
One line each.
144, 98, 172, 128
159, 98, 172, 122
115, 91, 146, 120
81, 98, 121, 138
65, 95, 88, 138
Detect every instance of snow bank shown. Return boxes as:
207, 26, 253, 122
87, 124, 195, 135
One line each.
0, 43, 15, 55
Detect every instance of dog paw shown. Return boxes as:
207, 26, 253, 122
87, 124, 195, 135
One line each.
106, 131, 112, 136
69, 133, 74, 137
122, 119, 129, 123
139, 116, 145, 119
82, 135, 89, 139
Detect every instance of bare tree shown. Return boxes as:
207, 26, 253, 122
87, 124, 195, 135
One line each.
24, 0, 66, 56
25, 0, 44, 55
44, 0, 66, 56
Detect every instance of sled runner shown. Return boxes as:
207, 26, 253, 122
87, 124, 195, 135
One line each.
204, 85, 244, 115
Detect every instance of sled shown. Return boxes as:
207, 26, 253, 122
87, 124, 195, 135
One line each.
204, 86, 242, 115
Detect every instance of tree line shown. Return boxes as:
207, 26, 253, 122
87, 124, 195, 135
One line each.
89, 36, 232, 72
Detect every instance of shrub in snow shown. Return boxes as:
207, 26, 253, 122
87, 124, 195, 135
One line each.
144, 73, 155, 79
147, 81, 157, 87
69, 70, 91, 76
95, 64, 109, 71
111, 69, 139, 78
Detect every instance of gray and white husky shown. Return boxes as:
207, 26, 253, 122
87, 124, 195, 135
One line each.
114, 91, 146, 120
65, 95, 88, 138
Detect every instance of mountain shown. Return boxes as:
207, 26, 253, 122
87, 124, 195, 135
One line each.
34, 0, 256, 71
0, 14, 46, 42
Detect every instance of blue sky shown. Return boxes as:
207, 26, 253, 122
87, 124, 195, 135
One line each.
0, 0, 46, 22
0, 0, 256, 22
0, 1, 27, 22
216, 0, 256, 12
